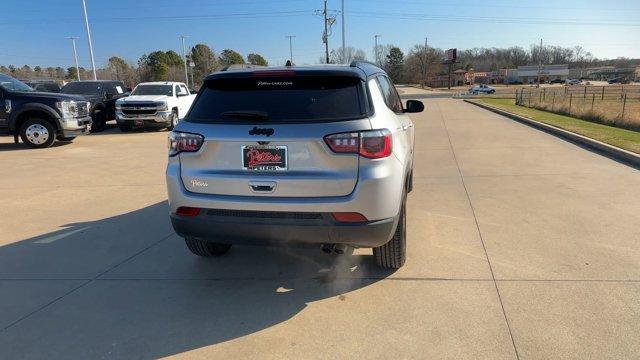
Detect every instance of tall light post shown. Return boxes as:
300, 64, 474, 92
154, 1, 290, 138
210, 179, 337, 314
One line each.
374, 34, 381, 65
179, 35, 190, 88
80, 0, 97, 80
285, 35, 296, 64
537, 38, 543, 88
341, 0, 345, 60
66, 36, 81, 81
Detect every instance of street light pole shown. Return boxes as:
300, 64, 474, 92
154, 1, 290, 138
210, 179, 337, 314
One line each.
341, 0, 345, 60
286, 35, 296, 64
66, 36, 81, 81
81, 0, 97, 80
179, 35, 189, 88
374, 34, 381, 65
537, 38, 543, 88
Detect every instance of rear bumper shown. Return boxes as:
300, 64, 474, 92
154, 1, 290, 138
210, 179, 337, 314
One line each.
170, 210, 397, 248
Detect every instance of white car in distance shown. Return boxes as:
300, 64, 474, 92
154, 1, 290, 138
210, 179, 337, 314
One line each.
116, 82, 196, 131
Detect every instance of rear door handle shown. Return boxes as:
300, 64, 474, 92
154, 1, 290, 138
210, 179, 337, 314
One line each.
249, 181, 276, 193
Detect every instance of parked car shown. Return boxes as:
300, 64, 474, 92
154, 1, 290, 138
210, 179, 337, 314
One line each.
60, 80, 128, 132
115, 82, 195, 131
166, 62, 424, 269
0, 73, 91, 148
469, 84, 496, 94
549, 78, 564, 84
608, 77, 630, 84
21, 80, 62, 93
566, 79, 582, 86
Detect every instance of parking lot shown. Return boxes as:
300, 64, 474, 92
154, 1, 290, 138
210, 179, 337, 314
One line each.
1, 96, 639, 359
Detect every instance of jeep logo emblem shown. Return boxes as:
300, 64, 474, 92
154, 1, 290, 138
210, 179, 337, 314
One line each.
249, 126, 274, 137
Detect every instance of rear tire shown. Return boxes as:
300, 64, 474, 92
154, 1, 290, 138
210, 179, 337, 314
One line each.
373, 193, 407, 269
20, 118, 56, 148
184, 237, 232, 257
91, 109, 106, 133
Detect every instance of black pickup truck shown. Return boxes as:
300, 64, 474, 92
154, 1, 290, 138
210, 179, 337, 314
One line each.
60, 80, 128, 132
0, 73, 92, 148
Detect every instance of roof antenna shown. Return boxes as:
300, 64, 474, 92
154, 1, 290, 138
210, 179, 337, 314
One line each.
285, 60, 293, 67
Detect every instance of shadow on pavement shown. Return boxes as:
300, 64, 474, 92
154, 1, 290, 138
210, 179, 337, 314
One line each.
0, 201, 393, 358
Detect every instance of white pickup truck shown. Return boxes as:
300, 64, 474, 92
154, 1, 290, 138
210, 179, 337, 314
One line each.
115, 82, 196, 131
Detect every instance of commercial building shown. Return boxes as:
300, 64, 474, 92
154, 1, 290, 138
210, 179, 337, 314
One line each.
516, 64, 569, 84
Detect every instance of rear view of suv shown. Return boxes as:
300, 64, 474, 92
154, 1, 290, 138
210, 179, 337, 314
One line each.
166, 62, 424, 268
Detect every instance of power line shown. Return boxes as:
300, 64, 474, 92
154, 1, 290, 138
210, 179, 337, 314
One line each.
347, 11, 640, 27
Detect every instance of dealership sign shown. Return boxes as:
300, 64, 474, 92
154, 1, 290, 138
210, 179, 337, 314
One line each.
444, 48, 457, 64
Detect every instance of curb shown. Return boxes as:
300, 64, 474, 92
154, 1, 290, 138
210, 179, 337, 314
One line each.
464, 99, 640, 169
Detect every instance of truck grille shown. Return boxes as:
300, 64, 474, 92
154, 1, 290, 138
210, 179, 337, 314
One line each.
121, 103, 157, 116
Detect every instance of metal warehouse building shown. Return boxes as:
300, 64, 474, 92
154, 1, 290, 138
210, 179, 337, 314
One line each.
517, 64, 569, 84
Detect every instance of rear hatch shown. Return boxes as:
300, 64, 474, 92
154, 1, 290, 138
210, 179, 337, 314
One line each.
179, 70, 371, 197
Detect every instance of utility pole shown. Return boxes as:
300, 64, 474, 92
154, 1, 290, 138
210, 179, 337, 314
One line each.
374, 34, 381, 65
323, 0, 329, 64
341, 0, 345, 61
537, 38, 543, 88
66, 36, 81, 81
81, 0, 97, 80
315, 1, 336, 64
423, 37, 428, 88
286, 35, 296, 64
179, 35, 189, 88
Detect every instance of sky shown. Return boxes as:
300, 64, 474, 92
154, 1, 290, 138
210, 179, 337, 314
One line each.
1, 0, 639, 69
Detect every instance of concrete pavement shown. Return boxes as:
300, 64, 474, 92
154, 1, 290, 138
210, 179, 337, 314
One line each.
0, 96, 639, 359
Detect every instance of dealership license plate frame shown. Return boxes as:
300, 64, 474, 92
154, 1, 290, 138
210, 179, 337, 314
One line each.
242, 145, 288, 171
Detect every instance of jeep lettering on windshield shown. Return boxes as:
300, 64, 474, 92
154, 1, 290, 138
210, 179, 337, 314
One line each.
242, 146, 287, 171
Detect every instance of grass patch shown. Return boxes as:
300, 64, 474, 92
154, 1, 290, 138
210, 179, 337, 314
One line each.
472, 98, 640, 154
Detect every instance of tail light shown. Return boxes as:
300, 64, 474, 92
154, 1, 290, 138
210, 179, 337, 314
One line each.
168, 131, 204, 156
324, 129, 392, 159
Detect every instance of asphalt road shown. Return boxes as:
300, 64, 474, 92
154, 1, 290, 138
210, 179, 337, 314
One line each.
1, 97, 639, 359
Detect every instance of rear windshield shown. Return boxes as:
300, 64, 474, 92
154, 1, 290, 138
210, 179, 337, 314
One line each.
187, 76, 368, 123
132, 84, 173, 96
61, 82, 102, 95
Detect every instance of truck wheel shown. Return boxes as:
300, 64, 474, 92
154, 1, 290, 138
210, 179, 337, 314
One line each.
373, 192, 407, 269
167, 110, 178, 130
20, 118, 56, 148
91, 109, 106, 133
184, 237, 231, 257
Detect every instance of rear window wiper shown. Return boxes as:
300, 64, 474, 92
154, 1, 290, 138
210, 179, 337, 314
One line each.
220, 110, 269, 121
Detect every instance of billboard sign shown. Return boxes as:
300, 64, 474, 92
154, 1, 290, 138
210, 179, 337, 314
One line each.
444, 48, 457, 64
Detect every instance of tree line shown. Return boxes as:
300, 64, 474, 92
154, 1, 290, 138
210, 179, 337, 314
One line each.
2, 42, 637, 88
1, 44, 268, 88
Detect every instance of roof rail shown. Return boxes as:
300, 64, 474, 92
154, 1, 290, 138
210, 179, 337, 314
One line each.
349, 60, 380, 68
220, 64, 268, 71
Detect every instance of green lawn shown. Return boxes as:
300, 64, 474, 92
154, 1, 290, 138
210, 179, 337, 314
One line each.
472, 98, 640, 154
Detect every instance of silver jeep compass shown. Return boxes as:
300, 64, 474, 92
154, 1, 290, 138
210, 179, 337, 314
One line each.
166, 61, 423, 268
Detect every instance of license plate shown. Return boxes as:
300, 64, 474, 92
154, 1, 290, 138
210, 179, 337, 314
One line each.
242, 145, 287, 171
134, 119, 144, 127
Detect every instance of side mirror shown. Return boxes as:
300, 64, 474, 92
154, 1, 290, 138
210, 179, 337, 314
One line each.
404, 100, 424, 113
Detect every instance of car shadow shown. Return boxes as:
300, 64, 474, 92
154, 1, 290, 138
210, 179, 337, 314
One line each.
0, 201, 394, 358
0, 138, 72, 151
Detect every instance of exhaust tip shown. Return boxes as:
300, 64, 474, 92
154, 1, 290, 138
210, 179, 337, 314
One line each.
321, 244, 334, 254
334, 244, 347, 255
